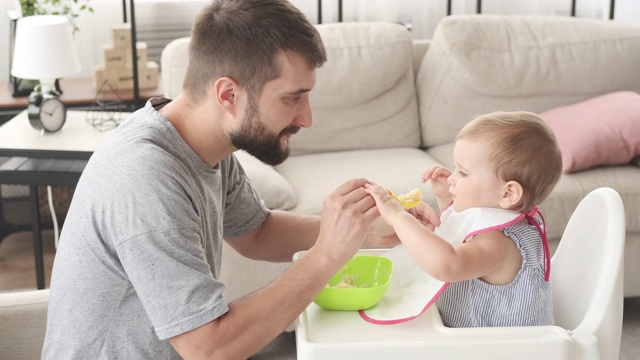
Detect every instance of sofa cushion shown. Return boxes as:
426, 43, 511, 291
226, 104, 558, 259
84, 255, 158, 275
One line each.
0, 289, 49, 360
289, 22, 420, 156
417, 15, 640, 148
160, 37, 189, 99
234, 150, 296, 210
540, 166, 640, 239
541, 91, 640, 173
276, 148, 440, 215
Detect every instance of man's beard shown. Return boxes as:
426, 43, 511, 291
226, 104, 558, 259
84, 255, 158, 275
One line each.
229, 97, 299, 166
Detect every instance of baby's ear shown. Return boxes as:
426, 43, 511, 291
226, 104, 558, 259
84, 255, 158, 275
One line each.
499, 181, 524, 209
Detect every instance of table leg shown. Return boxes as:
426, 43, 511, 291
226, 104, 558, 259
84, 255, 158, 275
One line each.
30, 185, 45, 290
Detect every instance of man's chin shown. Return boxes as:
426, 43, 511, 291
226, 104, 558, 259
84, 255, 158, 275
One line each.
249, 150, 289, 166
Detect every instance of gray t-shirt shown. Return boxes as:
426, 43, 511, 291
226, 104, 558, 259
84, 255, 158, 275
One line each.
42, 99, 270, 359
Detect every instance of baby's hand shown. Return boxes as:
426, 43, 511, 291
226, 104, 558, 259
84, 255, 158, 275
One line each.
408, 203, 441, 231
363, 183, 406, 223
421, 165, 452, 200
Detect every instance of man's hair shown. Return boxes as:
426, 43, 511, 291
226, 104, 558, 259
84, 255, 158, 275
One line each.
456, 111, 563, 213
183, 0, 327, 103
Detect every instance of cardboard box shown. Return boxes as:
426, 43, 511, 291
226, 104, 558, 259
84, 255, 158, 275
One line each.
93, 60, 159, 90
112, 23, 132, 49
125, 42, 148, 69
102, 44, 126, 69
111, 67, 135, 89
139, 61, 159, 89
93, 65, 116, 89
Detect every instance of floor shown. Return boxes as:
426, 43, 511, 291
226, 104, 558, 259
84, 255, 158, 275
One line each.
1, 230, 638, 359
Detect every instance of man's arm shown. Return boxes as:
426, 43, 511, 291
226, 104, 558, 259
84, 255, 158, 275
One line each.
169, 178, 378, 359
225, 210, 320, 262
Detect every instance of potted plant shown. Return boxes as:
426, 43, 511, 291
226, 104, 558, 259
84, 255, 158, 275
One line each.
18, 0, 94, 33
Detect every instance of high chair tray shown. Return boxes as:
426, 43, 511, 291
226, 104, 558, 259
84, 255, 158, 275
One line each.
295, 249, 572, 360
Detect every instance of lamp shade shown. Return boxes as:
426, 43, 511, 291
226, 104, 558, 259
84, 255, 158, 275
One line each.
10, 15, 81, 90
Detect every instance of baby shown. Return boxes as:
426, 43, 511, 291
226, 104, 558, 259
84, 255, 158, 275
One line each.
365, 111, 562, 327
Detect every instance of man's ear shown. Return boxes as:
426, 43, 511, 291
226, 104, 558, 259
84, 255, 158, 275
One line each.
499, 180, 524, 210
214, 77, 238, 114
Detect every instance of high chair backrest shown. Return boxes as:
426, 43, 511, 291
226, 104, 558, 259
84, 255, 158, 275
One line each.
550, 187, 625, 359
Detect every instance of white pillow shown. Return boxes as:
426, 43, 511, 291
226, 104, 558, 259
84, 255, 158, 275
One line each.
234, 150, 297, 210
417, 15, 640, 148
289, 22, 420, 156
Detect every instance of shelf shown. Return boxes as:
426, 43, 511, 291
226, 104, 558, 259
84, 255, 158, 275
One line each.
0, 78, 163, 110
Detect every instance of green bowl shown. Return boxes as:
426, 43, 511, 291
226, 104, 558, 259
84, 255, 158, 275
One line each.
313, 255, 393, 311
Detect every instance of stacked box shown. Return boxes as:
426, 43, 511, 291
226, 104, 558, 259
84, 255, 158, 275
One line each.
93, 23, 159, 90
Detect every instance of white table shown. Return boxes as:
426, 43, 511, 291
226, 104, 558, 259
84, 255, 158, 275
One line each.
0, 110, 122, 159
0, 110, 127, 288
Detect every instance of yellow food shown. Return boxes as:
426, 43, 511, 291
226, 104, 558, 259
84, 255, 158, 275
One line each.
387, 188, 422, 209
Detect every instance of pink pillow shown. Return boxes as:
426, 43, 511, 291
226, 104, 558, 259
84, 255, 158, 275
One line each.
541, 91, 640, 173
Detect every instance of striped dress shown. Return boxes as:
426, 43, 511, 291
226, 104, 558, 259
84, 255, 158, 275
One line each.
435, 222, 554, 327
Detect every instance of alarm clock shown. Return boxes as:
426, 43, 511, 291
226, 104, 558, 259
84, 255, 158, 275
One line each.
27, 91, 67, 132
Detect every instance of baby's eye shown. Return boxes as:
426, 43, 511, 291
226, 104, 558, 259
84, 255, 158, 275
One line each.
453, 166, 466, 177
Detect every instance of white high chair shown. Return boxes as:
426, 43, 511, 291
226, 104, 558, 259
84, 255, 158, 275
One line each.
296, 187, 625, 359
433, 186, 626, 359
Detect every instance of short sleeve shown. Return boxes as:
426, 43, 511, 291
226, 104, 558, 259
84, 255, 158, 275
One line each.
116, 227, 229, 340
221, 154, 271, 238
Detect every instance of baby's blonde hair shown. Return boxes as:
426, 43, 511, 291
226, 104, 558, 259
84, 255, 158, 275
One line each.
456, 111, 562, 212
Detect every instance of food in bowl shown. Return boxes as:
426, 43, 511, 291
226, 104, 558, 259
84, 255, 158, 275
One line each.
326, 273, 369, 288
314, 255, 393, 311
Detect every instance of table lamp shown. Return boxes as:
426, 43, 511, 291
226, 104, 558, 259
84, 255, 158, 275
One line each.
10, 15, 81, 132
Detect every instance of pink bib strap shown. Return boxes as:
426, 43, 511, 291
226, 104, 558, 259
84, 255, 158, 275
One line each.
526, 207, 551, 282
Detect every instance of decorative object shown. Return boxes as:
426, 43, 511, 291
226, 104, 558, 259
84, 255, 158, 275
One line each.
11, 15, 81, 132
8, 0, 93, 97
26, 92, 67, 132
85, 81, 127, 132
541, 91, 640, 173
6, 10, 55, 97
93, 23, 159, 92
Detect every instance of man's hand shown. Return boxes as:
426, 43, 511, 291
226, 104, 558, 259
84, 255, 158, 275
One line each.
365, 182, 441, 233
364, 183, 409, 224
313, 178, 379, 264
362, 217, 401, 248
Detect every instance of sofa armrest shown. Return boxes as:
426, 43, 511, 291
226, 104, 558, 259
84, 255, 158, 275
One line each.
234, 150, 297, 211
0, 289, 49, 360
160, 37, 190, 99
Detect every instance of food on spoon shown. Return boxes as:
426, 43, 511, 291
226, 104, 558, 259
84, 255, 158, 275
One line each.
387, 188, 422, 209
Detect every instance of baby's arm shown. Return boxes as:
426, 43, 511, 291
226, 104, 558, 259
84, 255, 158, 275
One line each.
422, 165, 453, 212
365, 183, 516, 283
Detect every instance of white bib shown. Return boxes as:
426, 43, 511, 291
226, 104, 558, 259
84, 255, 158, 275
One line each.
360, 207, 542, 324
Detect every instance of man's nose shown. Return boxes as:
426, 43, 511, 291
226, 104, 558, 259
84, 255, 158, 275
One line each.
294, 100, 313, 128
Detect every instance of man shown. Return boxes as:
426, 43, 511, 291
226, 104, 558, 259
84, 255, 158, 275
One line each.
42, 1, 437, 359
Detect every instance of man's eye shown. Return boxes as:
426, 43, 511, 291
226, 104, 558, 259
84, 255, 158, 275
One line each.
290, 96, 301, 103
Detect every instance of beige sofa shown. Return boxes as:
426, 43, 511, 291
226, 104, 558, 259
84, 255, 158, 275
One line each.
161, 15, 640, 300
0, 289, 49, 360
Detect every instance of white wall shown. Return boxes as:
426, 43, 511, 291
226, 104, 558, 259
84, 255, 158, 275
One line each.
1, 0, 639, 83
